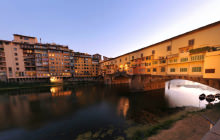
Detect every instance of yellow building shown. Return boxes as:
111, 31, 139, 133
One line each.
73, 52, 100, 78
101, 21, 220, 79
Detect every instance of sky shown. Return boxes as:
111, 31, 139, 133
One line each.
0, 0, 220, 58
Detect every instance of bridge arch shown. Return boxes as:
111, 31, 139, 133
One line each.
104, 72, 220, 91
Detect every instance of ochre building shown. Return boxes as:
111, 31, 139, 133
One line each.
73, 52, 101, 78
100, 21, 220, 79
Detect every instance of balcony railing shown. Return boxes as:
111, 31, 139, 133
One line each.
0, 53, 5, 57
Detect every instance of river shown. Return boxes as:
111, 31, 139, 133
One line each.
0, 79, 219, 140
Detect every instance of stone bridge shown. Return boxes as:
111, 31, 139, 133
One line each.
104, 72, 220, 91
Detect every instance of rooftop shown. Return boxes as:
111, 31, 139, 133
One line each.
13, 34, 36, 39
101, 20, 220, 63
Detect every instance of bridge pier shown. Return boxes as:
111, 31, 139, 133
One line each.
104, 72, 220, 91
208, 79, 220, 89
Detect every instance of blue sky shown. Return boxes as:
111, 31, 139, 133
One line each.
0, 0, 220, 57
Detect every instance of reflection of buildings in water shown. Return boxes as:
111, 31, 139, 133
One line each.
117, 97, 129, 118
0, 95, 31, 129
75, 91, 83, 97
165, 79, 220, 108
0, 88, 73, 130
50, 87, 72, 96
0, 92, 53, 129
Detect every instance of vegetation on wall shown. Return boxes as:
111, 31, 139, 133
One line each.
189, 46, 216, 54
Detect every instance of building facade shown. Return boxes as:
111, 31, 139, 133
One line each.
0, 34, 72, 82
100, 21, 220, 79
73, 52, 101, 78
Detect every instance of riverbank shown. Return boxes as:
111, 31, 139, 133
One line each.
0, 82, 60, 91
126, 103, 220, 140
0, 81, 103, 91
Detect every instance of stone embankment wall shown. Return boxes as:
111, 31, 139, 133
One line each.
104, 74, 220, 91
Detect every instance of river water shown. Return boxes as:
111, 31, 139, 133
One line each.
0, 79, 219, 140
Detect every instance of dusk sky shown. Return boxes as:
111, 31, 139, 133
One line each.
0, 0, 220, 58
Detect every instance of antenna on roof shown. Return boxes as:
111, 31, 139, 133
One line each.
40, 38, 41, 43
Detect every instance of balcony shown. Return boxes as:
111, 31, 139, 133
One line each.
0, 53, 5, 57
0, 47, 4, 52
0, 63, 6, 67
23, 55, 35, 58
21, 45, 34, 49
0, 58, 5, 62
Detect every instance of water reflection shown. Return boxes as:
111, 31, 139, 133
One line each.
50, 86, 72, 96
117, 97, 129, 118
0, 81, 220, 140
165, 79, 220, 108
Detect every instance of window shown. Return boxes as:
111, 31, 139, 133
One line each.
15, 57, 18, 61
14, 48, 17, 51
170, 68, 175, 72
205, 69, 215, 73
146, 56, 151, 60
132, 56, 134, 60
141, 53, 143, 58
120, 59, 121, 62
14, 53, 18, 56
180, 57, 188, 62
169, 59, 173, 63
145, 63, 148, 66
174, 59, 177, 63
16, 63, 19, 66
147, 69, 151, 72
161, 67, 165, 72
167, 46, 172, 51
152, 50, 155, 55
125, 57, 127, 61
188, 39, 194, 46
153, 61, 157, 64
191, 55, 204, 61
153, 68, 157, 72
180, 68, 187, 72
192, 67, 202, 72
160, 60, 166, 64
16, 67, 19, 71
